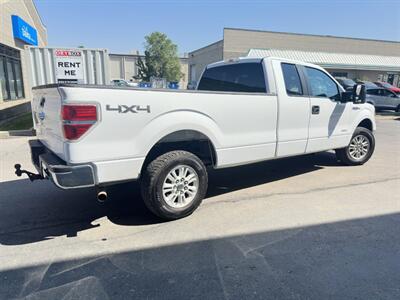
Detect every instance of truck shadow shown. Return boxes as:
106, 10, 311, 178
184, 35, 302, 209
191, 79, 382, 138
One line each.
0, 152, 340, 246
207, 151, 337, 198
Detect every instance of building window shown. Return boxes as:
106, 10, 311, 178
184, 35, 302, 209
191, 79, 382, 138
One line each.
0, 43, 25, 101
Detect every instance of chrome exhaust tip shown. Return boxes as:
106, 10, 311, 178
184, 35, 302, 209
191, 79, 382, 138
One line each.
97, 190, 108, 202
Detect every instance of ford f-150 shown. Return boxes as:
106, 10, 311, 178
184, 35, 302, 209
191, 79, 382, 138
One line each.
16, 57, 376, 220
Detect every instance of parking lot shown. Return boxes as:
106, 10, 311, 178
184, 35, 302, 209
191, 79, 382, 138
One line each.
0, 117, 399, 299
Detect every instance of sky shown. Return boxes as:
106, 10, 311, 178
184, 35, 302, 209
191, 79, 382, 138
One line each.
34, 0, 400, 55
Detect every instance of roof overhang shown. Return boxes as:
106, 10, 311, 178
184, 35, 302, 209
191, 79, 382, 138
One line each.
247, 48, 400, 72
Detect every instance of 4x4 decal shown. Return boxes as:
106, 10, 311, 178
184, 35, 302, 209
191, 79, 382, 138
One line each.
106, 104, 151, 113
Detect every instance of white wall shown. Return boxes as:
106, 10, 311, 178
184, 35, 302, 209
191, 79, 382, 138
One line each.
0, 0, 47, 102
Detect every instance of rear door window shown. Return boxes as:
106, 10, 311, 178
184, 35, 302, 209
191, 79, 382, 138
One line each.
281, 63, 303, 96
197, 62, 266, 93
382, 89, 396, 97
366, 89, 379, 95
377, 89, 386, 96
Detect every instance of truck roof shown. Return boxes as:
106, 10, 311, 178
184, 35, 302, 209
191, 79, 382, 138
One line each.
207, 56, 326, 72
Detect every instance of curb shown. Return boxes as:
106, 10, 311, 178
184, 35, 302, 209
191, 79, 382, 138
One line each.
375, 115, 399, 120
0, 129, 35, 139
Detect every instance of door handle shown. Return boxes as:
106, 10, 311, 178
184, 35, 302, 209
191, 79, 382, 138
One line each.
312, 105, 320, 114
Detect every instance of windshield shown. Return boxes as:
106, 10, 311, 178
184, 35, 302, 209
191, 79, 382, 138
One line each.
381, 82, 393, 88
364, 82, 378, 88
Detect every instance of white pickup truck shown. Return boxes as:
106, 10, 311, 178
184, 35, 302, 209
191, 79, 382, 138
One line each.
17, 57, 376, 220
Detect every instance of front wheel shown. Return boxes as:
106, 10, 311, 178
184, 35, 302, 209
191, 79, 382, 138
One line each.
335, 127, 375, 166
140, 151, 208, 220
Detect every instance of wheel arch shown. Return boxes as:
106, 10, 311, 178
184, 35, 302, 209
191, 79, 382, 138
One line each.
142, 129, 218, 174
357, 118, 374, 131
351, 107, 376, 133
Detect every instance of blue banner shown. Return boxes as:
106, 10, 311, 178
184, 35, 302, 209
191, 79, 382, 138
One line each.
11, 15, 38, 46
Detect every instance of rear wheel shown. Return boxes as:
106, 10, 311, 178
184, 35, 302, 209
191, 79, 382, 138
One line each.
396, 105, 400, 113
140, 151, 208, 220
335, 127, 375, 166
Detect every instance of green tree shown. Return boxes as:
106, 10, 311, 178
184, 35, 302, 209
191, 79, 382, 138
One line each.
135, 32, 182, 82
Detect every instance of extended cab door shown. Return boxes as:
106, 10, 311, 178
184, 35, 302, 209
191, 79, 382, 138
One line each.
301, 66, 352, 152
273, 60, 310, 157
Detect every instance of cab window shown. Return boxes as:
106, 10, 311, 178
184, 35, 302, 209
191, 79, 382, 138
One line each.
305, 67, 340, 100
197, 62, 266, 93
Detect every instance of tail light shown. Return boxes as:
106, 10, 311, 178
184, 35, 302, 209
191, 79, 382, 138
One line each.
62, 104, 97, 140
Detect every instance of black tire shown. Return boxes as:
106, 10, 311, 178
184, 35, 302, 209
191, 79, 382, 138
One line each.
396, 105, 400, 113
335, 127, 375, 166
140, 150, 208, 220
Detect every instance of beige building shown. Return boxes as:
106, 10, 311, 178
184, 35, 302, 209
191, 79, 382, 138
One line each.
0, 0, 47, 103
189, 28, 400, 87
109, 53, 189, 88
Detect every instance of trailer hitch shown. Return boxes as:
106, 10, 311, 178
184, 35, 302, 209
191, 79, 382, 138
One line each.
14, 164, 44, 182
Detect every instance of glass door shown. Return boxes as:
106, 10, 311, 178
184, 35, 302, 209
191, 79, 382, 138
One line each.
0, 57, 9, 100
6, 60, 17, 100
387, 74, 395, 85
13, 60, 24, 98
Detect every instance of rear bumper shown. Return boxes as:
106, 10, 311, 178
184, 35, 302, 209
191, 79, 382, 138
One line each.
29, 140, 95, 189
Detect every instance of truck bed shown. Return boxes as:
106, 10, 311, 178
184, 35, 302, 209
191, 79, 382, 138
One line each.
31, 83, 278, 184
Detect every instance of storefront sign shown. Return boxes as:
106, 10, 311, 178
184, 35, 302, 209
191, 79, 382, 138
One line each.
11, 15, 38, 46
54, 49, 84, 83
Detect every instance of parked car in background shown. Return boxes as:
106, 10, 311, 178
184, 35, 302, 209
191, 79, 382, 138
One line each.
374, 81, 400, 94
111, 79, 138, 87
356, 80, 379, 89
335, 77, 356, 91
366, 88, 400, 112
168, 82, 180, 89
139, 82, 152, 88
187, 81, 197, 90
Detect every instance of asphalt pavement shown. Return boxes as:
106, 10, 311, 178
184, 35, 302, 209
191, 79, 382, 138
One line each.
0, 118, 399, 299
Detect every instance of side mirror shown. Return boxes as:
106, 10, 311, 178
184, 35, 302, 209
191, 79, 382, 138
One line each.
340, 84, 366, 103
340, 91, 353, 103
352, 84, 366, 103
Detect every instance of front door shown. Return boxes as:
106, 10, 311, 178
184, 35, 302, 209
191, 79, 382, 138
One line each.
302, 66, 352, 152
366, 88, 382, 108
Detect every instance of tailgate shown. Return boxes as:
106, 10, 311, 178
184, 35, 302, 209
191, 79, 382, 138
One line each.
32, 87, 65, 160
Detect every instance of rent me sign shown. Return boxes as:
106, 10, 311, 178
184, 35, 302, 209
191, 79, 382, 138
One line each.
54, 49, 84, 83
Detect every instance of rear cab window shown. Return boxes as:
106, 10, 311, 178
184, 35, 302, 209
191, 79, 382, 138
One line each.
197, 62, 267, 93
